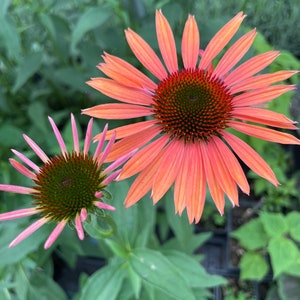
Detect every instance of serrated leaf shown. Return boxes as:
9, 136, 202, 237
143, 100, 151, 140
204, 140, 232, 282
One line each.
130, 248, 195, 300
12, 52, 43, 93
260, 212, 288, 238
79, 263, 126, 300
286, 211, 300, 242
239, 252, 269, 280
268, 237, 298, 277
71, 7, 111, 51
230, 218, 268, 250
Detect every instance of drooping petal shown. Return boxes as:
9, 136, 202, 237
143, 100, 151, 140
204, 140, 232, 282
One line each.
156, 10, 178, 73
229, 120, 300, 144
230, 70, 298, 94
48, 116, 67, 156
182, 15, 200, 69
224, 51, 280, 86
105, 126, 160, 162
232, 85, 295, 107
99, 52, 156, 90
199, 142, 225, 215
199, 12, 245, 70
0, 184, 36, 195
75, 214, 84, 240
23, 134, 49, 163
44, 220, 67, 249
11, 149, 39, 172
207, 138, 239, 206
71, 114, 79, 154
87, 78, 154, 106
0, 207, 38, 221
213, 29, 256, 78
185, 144, 206, 223
82, 103, 153, 119
9, 217, 48, 248
125, 28, 168, 80
232, 107, 298, 129
9, 158, 36, 180
223, 131, 279, 185
213, 136, 249, 194
152, 140, 184, 203
119, 135, 169, 180
93, 120, 157, 141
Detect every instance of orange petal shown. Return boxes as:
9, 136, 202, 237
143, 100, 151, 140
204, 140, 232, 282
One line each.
125, 28, 167, 80
224, 51, 279, 86
223, 131, 279, 185
156, 10, 178, 73
207, 138, 239, 206
230, 70, 298, 94
82, 103, 153, 119
213, 136, 249, 194
232, 85, 295, 106
229, 120, 300, 144
87, 78, 153, 106
185, 144, 206, 223
152, 140, 184, 203
94, 120, 157, 141
181, 15, 200, 69
213, 29, 256, 78
199, 142, 225, 215
105, 126, 160, 162
199, 12, 245, 70
232, 107, 298, 129
99, 52, 156, 90
119, 135, 169, 180
124, 151, 164, 207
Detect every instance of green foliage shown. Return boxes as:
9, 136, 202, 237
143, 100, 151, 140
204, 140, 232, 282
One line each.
232, 211, 300, 298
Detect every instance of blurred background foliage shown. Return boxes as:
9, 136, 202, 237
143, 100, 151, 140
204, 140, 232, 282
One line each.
0, 0, 300, 299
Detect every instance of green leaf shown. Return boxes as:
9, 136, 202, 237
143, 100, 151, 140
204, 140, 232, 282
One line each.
239, 252, 269, 280
164, 250, 227, 288
278, 275, 300, 300
12, 52, 43, 93
0, 124, 23, 147
38, 12, 56, 40
130, 248, 195, 300
230, 218, 268, 250
79, 263, 126, 300
27, 270, 67, 300
71, 7, 112, 51
260, 212, 288, 238
268, 237, 298, 277
27, 102, 49, 135
286, 211, 300, 242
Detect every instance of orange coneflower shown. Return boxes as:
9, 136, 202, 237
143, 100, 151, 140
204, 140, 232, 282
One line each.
0, 114, 136, 248
83, 10, 299, 223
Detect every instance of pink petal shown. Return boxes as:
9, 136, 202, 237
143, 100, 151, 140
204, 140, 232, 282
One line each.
229, 120, 300, 144
213, 29, 256, 78
97, 131, 116, 166
48, 116, 67, 156
102, 169, 122, 186
156, 10, 178, 73
71, 114, 79, 154
82, 103, 153, 119
223, 131, 279, 185
11, 149, 39, 172
92, 123, 108, 160
9, 158, 36, 180
44, 220, 67, 249
0, 184, 36, 195
9, 217, 48, 248
0, 207, 38, 221
23, 134, 49, 163
75, 214, 84, 240
83, 118, 94, 156
125, 28, 167, 80
80, 208, 88, 222
94, 201, 116, 211
199, 12, 245, 70
182, 15, 200, 69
